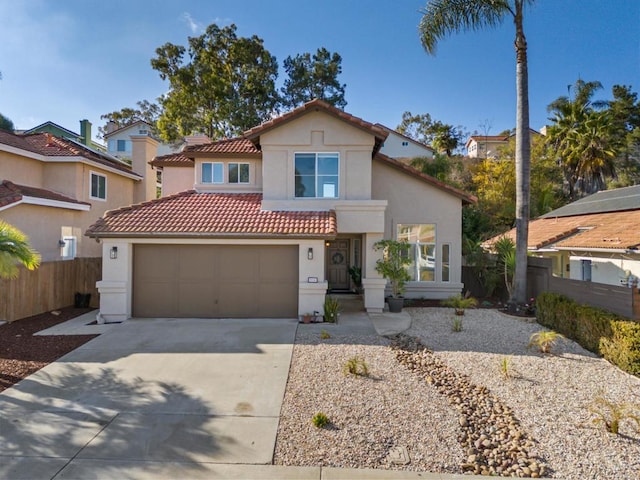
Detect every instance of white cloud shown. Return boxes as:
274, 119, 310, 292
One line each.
181, 12, 202, 34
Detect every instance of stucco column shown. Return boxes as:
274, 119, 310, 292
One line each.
362, 232, 386, 313
131, 135, 159, 203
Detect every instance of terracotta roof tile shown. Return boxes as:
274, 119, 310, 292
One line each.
183, 137, 260, 155
485, 210, 640, 250
0, 130, 139, 177
0, 180, 90, 209
150, 152, 194, 167
86, 192, 336, 238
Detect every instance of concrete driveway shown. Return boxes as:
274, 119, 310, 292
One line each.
0, 317, 300, 479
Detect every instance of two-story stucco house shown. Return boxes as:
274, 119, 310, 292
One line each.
0, 130, 160, 261
376, 125, 435, 162
87, 100, 476, 322
104, 120, 179, 162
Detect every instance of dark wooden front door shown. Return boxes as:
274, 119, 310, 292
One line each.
327, 240, 350, 291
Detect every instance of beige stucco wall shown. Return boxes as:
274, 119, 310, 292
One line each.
161, 166, 195, 196
260, 111, 375, 203
372, 159, 464, 298
0, 150, 44, 187
43, 162, 80, 198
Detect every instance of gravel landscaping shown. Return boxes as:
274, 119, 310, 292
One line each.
274, 307, 640, 479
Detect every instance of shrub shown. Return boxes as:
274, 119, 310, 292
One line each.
537, 292, 640, 376
343, 357, 369, 376
324, 296, 340, 323
451, 316, 463, 332
589, 394, 640, 435
528, 330, 566, 354
311, 412, 330, 428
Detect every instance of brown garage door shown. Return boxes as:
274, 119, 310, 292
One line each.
133, 244, 298, 318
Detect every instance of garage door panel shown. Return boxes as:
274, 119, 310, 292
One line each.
134, 244, 298, 318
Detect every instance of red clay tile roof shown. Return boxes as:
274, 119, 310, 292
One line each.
244, 99, 388, 153
485, 210, 640, 250
0, 180, 90, 210
86, 192, 337, 238
183, 137, 260, 156
0, 130, 139, 177
150, 152, 194, 167
374, 153, 477, 205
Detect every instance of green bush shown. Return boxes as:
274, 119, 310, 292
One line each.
536, 292, 640, 376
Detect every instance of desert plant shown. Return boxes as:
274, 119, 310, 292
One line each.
343, 357, 369, 377
324, 296, 340, 323
373, 239, 412, 298
499, 356, 512, 379
528, 330, 566, 354
589, 394, 640, 435
451, 316, 463, 332
493, 236, 516, 299
311, 412, 330, 428
320, 329, 331, 340
442, 293, 478, 315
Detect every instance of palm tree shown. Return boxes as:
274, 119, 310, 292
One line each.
419, 0, 535, 305
0, 221, 41, 279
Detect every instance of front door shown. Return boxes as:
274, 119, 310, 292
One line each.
327, 240, 350, 291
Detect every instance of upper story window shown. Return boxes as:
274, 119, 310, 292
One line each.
202, 162, 224, 184
294, 152, 339, 198
90, 172, 107, 200
228, 163, 249, 184
107, 139, 132, 153
397, 224, 436, 282
401, 141, 409, 146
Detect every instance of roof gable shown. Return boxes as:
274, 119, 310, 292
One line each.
103, 120, 153, 138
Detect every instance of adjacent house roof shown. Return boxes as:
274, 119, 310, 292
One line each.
374, 153, 477, 205
0, 180, 90, 211
0, 130, 140, 178
86, 192, 337, 238
150, 152, 194, 168
183, 137, 261, 157
244, 99, 389, 154
485, 186, 640, 251
103, 120, 153, 138
541, 185, 640, 218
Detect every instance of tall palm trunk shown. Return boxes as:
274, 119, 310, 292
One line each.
513, 0, 530, 305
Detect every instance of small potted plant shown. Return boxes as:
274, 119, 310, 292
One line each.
374, 239, 412, 313
301, 312, 313, 323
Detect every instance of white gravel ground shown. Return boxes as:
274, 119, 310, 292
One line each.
274, 308, 640, 479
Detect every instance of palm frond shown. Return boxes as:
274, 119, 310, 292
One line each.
0, 221, 41, 279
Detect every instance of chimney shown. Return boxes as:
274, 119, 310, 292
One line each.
106, 121, 118, 134
131, 134, 159, 203
79, 119, 92, 146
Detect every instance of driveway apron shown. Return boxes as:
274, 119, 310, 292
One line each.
0, 317, 297, 479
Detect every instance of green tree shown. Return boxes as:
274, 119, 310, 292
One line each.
0, 113, 14, 132
0, 221, 41, 279
396, 111, 465, 155
281, 47, 346, 109
608, 85, 640, 185
151, 23, 279, 142
98, 100, 160, 138
419, 0, 535, 305
546, 80, 618, 198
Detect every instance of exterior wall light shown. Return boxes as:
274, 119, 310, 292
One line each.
58, 239, 66, 247
110, 246, 118, 259
307, 247, 313, 260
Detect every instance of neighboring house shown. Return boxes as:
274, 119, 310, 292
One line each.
485, 185, 640, 286
87, 99, 476, 322
466, 128, 541, 158
104, 120, 178, 162
22, 119, 106, 152
376, 124, 435, 161
0, 129, 161, 261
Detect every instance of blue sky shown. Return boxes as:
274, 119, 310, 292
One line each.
1, 0, 638, 142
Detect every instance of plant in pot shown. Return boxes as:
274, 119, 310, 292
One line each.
348, 266, 363, 294
374, 239, 412, 313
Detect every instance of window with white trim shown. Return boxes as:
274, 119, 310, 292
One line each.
228, 163, 249, 184
441, 244, 450, 282
397, 224, 436, 282
61, 236, 77, 260
90, 172, 107, 200
202, 162, 224, 184
294, 153, 339, 198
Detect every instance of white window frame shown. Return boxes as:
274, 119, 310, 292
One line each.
294, 152, 340, 199
397, 224, 436, 282
228, 162, 250, 184
89, 171, 107, 201
441, 243, 450, 283
61, 236, 77, 260
202, 162, 224, 184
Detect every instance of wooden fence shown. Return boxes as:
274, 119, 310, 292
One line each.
0, 257, 101, 322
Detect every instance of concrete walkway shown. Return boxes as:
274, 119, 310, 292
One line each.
0, 309, 484, 480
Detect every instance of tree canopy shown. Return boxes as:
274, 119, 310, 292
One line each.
99, 100, 160, 138
281, 48, 346, 110
0, 113, 14, 132
150, 23, 280, 142
396, 111, 465, 155
0, 221, 41, 279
